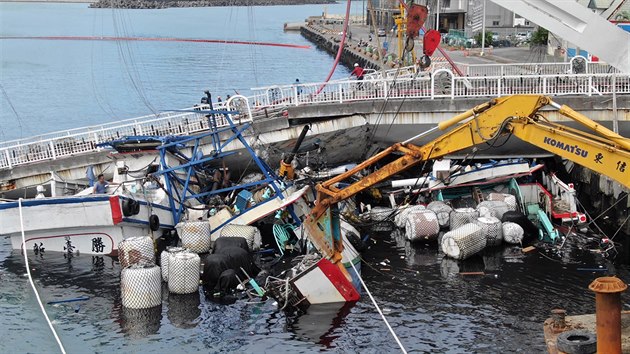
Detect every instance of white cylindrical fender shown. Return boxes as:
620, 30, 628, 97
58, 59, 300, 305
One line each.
121, 264, 162, 309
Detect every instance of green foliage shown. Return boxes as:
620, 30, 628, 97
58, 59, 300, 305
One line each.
616, 10, 630, 20
473, 31, 493, 47
530, 27, 548, 46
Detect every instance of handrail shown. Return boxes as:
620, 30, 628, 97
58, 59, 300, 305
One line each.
1, 64, 626, 171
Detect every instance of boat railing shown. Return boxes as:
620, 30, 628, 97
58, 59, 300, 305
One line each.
0, 102, 251, 170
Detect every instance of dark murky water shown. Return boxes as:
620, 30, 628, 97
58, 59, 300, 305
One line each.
2, 228, 628, 353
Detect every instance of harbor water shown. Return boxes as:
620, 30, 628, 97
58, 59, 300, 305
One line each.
2, 3, 630, 353
2, 231, 629, 352
0, 2, 357, 141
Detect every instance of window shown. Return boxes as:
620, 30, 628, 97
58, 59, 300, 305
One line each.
442, 0, 451, 8
525, 21, 531, 26
492, 21, 500, 26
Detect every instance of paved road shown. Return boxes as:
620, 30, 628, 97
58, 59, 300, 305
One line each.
326, 22, 567, 67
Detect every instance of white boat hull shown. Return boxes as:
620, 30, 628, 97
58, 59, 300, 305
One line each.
0, 195, 174, 255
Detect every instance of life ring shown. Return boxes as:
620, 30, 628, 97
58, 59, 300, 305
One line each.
149, 214, 160, 231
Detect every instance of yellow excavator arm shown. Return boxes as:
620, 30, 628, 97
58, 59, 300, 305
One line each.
304, 95, 630, 271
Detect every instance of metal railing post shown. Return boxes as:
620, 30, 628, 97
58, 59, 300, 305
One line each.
339, 84, 343, 103
49, 141, 56, 160
5, 150, 12, 169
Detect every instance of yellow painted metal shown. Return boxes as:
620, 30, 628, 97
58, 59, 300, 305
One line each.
306, 94, 630, 263
279, 160, 295, 180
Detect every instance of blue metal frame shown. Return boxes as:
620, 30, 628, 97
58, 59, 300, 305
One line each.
150, 110, 289, 225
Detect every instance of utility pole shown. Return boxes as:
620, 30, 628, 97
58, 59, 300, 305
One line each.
480, 0, 486, 56
436, 0, 440, 31
363, 0, 366, 25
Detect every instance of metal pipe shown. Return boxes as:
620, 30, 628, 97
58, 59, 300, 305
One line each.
480, 0, 486, 56
589, 276, 627, 354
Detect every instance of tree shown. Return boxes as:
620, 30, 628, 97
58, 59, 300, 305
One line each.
530, 27, 548, 46
473, 31, 493, 47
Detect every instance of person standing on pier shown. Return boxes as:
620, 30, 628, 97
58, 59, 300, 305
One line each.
350, 63, 364, 81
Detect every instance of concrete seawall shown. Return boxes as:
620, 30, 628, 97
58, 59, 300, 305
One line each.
300, 23, 391, 72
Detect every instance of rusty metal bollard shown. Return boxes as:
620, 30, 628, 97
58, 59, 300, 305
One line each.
588, 276, 627, 354
551, 308, 566, 331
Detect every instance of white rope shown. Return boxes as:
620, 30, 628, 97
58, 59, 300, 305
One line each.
18, 198, 67, 354
350, 262, 407, 354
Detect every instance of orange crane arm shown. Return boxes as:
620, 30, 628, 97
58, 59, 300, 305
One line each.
304, 95, 630, 272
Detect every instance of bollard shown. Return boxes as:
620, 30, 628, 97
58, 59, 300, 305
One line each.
550, 308, 566, 331
588, 276, 627, 354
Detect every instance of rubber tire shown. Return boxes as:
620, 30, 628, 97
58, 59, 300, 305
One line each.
122, 199, 134, 217
556, 330, 596, 354
149, 214, 160, 231
132, 200, 140, 215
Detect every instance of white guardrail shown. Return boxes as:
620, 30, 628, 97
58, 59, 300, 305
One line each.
0, 58, 626, 171
0, 97, 252, 170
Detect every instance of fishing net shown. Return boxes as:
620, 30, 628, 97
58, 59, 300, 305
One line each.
167, 292, 201, 329
427, 201, 452, 228
394, 205, 426, 229
474, 216, 503, 246
487, 193, 517, 211
502, 221, 525, 244
441, 223, 486, 260
405, 209, 440, 242
476, 200, 511, 220
168, 252, 201, 294
121, 263, 162, 309
119, 236, 155, 269
160, 246, 186, 282
219, 224, 262, 252
369, 206, 395, 232
177, 221, 211, 253
450, 207, 479, 230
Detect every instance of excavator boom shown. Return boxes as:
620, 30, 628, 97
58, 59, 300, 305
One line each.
304, 95, 630, 272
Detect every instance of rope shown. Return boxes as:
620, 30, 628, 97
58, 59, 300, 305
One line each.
350, 261, 407, 354
18, 199, 67, 354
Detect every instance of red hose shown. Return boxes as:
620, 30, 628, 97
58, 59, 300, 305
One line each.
316, 0, 352, 94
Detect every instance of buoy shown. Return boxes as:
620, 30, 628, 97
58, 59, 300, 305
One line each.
219, 224, 262, 251
427, 201, 452, 228
450, 208, 479, 230
487, 193, 517, 211
441, 223, 486, 260
476, 200, 510, 220
177, 221, 211, 253
405, 209, 440, 242
475, 216, 503, 246
168, 252, 201, 294
160, 246, 186, 282
119, 236, 155, 269
502, 222, 524, 244
369, 206, 396, 231
394, 204, 426, 229
121, 264, 162, 309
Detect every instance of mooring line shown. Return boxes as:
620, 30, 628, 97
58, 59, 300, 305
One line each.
18, 198, 67, 354
350, 262, 407, 354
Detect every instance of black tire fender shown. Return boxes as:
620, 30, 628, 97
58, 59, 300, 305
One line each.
122, 199, 134, 217
149, 214, 160, 231
556, 330, 596, 354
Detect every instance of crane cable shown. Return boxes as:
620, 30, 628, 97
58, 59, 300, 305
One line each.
18, 199, 67, 354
